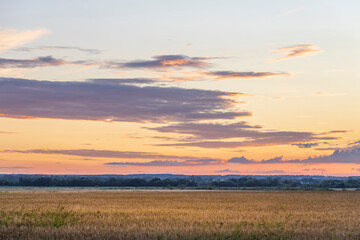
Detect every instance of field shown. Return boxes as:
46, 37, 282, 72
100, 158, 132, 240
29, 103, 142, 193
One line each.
0, 189, 360, 239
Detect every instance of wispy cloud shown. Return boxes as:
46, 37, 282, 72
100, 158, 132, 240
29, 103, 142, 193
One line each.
303, 168, 326, 172
0, 78, 248, 122
323, 130, 349, 134
0, 131, 16, 134
292, 143, 320, 149
255, 170, 287, 175
313, 92, 346, 97
268, 45, 322, 63
0, 56, 93, 68
103, 55, 213, 69
105, 158, 221, 167
0, 166, 31, 172
14, 46, 101, 54
315, 147, 341, 151
152, 69, 290, 82
0, 28, 48, 53
206, 71, 289, 79
88, 78, 157, 85
151, 122, 338, 148
349, 140, 360, 146
148, 122, 261, 139
215, 169, 240, 174
5, 147, 360, 167
2, 149, 210, 161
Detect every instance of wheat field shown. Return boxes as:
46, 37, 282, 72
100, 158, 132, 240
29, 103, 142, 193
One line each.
0, 190, 359, 239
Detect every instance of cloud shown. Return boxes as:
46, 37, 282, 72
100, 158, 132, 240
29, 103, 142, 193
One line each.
105, 158, 221, 167
227, 156, 283, 164
14, 46, 101, 54
157, 139, 336, 149
227, 156, 255, 164
292, 143, 319, 148
315, 147, 341, 151
103, 55, 213, 69
323, 130, 349, 134
151, 122, 337, 148
0, 166, 31, 172
0, 131, 16, 134
0, 78, 248, 122
3, 149, 209, 161
88, 78, 157, 85
298, 148, 360, 164
149, 122, 261, 139
303, 168, 326, 172
215, 169, 241, 174
228, 148, 360, 164
268, 45, 322, 63
0, 28, 48, 53
313, 92, 346, 97
348, 140, 360, 146
154, 70, 290, 82
0, 56, 92, 68
68, 158, 98, 161
5, 147, 360, 167
255, 170, 286, 175
206, 71, 289, 79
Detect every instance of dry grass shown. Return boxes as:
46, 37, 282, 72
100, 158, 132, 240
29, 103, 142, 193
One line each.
0, 190, 359, 239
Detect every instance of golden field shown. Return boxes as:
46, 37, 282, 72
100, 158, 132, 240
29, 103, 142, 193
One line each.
0, 190, 360, 239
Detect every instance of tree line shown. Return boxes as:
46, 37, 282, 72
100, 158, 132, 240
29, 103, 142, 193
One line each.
1, 176, 360, 189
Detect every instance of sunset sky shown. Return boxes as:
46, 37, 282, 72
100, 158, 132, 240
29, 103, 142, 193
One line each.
1, 0, 360, 175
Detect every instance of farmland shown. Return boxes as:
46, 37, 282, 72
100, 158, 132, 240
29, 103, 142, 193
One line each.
0, 190, 359, 239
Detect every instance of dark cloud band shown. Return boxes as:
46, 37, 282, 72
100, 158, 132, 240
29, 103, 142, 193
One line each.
0, 78, 248, 122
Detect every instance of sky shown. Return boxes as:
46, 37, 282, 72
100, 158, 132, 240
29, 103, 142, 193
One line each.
0, 0, 360, 176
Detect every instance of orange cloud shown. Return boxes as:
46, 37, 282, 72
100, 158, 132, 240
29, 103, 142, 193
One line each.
268, 44, 322, 63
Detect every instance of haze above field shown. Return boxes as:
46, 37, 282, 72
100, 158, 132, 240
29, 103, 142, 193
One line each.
0, 1, 360, 175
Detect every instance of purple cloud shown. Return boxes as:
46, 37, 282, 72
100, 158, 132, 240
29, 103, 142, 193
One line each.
206, 71, 289, 79
0, 78, 249, 122
255, 170, 287, 174
105, 158, 221, 167
227, 156, 283, 164
215, 169, 241, 174
151, 122, 337, 148
103, 55, 213, 69
292, 143, 319, 148
228, 148, 360, 164
3, 149, 209, 161
0, 56, 91, 68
